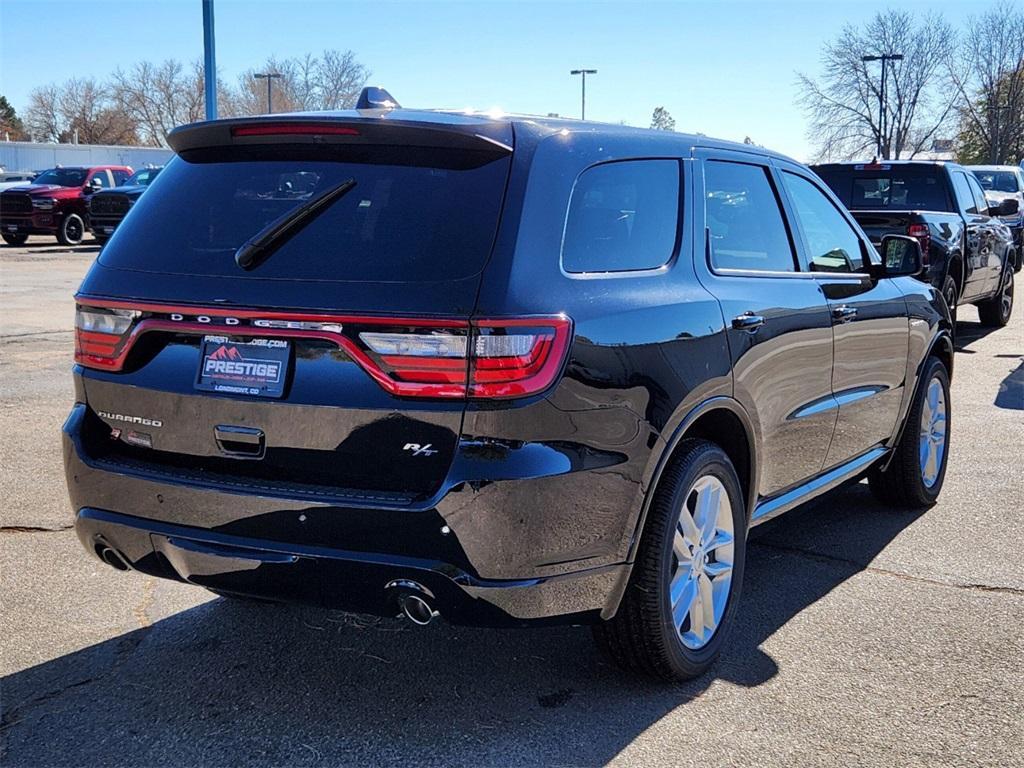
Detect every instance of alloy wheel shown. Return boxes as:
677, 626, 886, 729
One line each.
669, 475, 735, 650
919, 376, 947, 488
1000, 269, 1014, 320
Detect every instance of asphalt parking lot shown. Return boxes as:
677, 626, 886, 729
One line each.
1, 240, 1022, 767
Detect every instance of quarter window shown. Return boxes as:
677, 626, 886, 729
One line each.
705, 161, 796, 272
782, 172, 865, 273
561, 160, 679, 273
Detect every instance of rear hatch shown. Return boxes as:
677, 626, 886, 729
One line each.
74, 116, 517, 503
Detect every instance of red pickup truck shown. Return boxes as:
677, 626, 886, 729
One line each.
0, 165, 133, 245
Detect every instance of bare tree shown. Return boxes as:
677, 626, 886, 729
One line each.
949, 2, 1024, 164
234, 50, 370, 115
25, 78, 137, 145
650, 106, 676, 131
111, 60, 205, 147
797, 10, 956, 160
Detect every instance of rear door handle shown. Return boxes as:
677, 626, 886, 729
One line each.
832, 305, 858, 323
732, 312, 765, 331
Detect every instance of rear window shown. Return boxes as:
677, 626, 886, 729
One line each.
972, 170, 1020, 194
99, 146, 510, 282
815, 165, 949, 211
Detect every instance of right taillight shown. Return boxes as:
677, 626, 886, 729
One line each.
907, 223, 931, 266
358, 316, 572, 399
74, 306, 140, 370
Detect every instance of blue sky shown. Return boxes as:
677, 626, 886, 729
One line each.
0, 0, 990, 161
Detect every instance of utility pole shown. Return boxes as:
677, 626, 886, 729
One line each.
570, 69, 597, 120
861, 53, 903, 159
254, 72, 283, 114
202, 0, 217, 120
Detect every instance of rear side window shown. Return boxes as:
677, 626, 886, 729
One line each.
99, 146, 511, 282
705, 160, 796, 272
561, 160, 679, 273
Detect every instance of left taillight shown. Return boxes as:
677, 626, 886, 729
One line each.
74, 306, 140, 370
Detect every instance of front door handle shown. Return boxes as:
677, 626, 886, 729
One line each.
832, 305, 858, 323
732, 312, 766, 331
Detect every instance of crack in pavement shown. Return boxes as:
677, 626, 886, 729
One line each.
0, 525, 74, 534
754, 540, 1024, 596
0, 330, 73, 340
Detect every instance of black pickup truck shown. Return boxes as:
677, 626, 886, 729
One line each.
813, 161, 1017, 326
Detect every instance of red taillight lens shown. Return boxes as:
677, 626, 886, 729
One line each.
231, 123, 361, 138
74, 306, 139, 370
358, 317, 571, 399
907, 223, 931, 266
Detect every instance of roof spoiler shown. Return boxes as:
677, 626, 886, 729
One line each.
167, 115, 512, 155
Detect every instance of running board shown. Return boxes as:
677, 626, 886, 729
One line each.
750, 446, 888, 526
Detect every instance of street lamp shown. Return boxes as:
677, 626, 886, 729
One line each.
570, 68, 597, 120
862, 53, 903, 159
253, 72, 283, 114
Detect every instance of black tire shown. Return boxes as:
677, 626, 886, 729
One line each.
941, 274, 958, 324
869, 356, 950, 508
2, 232, 28, 246
593, 439, 746, 681
977, 263, 1014, 328
57, 213, 85, 245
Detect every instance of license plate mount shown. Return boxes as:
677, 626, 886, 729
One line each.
196, 336, 290, 398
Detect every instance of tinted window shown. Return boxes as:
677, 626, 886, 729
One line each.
816, 165, 948, 210
112, 169, 131, 185
99, 147, 510, 282
782, 172, 864, 273
561, 160, 679, 273
705, 161, 796, 272
951, 172, 979, 215
966, 174, 991, 215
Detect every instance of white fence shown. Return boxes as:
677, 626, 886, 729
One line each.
0, 142, 173, 173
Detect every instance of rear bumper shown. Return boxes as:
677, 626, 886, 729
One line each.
63, 404, 635, 626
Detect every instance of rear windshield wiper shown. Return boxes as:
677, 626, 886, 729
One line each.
235, 178, 357, 271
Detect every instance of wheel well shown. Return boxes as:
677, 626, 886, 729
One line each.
947, 254, 964, 295
931, 334, 954, 378
676, 408, 752, 511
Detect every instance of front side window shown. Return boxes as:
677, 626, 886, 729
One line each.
705, 160, 796, 272
561, 159, 679, 273
966, 174, 992, 215
782, 172, 864, 273
88, 171, 111, 189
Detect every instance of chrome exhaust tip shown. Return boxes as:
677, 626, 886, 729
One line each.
400, 593, 438, 626
96, 545, 130, 571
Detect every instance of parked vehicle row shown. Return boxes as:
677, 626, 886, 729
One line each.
0, 164, 163, 245
0, 170, 38, 191
812, 160, 1016, 327
65, 91, 954, 681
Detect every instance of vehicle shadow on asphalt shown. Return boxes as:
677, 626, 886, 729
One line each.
0, 483, 923, 767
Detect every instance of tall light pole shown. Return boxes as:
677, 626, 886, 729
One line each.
570, 68, 597, 120
202, 0, 217, 120
862, 53, 903, 159
254, 72, 283, 114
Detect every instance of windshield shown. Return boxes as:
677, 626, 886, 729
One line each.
971, 170, 1020, 194
125, 168, 161, 186
99, 146, 510, 282
32, 168, 87, 187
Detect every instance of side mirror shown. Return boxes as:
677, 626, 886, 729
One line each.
878, 234, 922, 277
996, 198, 1020, 217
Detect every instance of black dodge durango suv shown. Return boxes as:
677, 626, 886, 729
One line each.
65, 92, 954, 680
